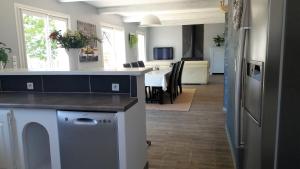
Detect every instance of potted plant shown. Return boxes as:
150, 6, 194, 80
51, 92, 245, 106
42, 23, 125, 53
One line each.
49, 30, 100, 69
129, 33, 138, 48
0, 42, 12, 69
213, 34, 225, 47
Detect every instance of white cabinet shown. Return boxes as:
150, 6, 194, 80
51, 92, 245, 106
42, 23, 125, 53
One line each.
13, 109, 61, 169
210, 47, 225, 74
0, 109, 15, 169
0, 106, 147, 169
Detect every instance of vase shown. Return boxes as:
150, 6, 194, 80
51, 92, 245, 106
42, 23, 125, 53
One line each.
65, 48, 81, 70
0, 62, 6, 70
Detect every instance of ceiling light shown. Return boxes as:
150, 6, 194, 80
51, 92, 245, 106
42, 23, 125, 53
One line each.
140, 15, 161, 27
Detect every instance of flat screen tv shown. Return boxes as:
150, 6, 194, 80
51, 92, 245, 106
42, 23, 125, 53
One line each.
153, 47, 173, 60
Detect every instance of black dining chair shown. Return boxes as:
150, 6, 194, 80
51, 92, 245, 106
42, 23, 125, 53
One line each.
166, 62, 179, 104
123, 63, 131, 68
178, 61, 185, 94
174, 61, 182, 97
131, 62, 139, 67
137, 61, 145, 67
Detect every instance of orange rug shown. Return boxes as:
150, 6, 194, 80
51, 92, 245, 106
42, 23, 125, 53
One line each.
146, 88, 196, 112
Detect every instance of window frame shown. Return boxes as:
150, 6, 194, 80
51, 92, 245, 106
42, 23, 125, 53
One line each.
15, 3, 71, 69
137, 31, 147, 62
100, 23, 126, 68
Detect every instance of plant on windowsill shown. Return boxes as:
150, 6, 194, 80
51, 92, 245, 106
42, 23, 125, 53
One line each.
0, 42, 12, 69
49, 30, 101, 70
213, 34, 225, 47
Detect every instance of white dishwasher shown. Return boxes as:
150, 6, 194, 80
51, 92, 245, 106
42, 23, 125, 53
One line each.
57, 111, 119, 169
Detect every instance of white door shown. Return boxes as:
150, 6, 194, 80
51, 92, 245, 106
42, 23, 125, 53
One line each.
0, 109, 15, 169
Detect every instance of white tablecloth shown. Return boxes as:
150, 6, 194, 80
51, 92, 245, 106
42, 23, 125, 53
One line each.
145, 69, 171, 91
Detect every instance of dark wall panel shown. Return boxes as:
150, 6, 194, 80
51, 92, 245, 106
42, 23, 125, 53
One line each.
90, 75, 130, 93
0, 75, 137, 96
182, 24, 204, 60
43, 75, 90, 92
224, 0, 241, 168
0, 75, 43, 92
182, 25, 193, 59
193, 25, 204, 59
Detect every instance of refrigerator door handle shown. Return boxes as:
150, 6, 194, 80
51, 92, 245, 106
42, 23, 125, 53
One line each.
240, 28, 250, 146
234, 27, 250, 148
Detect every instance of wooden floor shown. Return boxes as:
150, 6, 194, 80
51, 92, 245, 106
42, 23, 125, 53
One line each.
146, 75, 234, 169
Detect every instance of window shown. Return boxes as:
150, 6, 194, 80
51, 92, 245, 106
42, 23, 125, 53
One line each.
16, 4, 70, 70
101, 26, 125, 68
138, 33, 146, 61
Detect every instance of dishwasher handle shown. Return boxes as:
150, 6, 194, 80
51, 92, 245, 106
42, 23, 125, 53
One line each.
73, 118, 98, 125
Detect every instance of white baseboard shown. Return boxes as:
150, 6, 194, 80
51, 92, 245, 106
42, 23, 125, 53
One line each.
225, 124, 238, 169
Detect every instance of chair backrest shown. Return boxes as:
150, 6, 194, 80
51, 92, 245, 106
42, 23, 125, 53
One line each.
123, 63, 131, 68
178, 61, 185, 82
131, 62, 139, 68
168, 62, 179, 92
175, 61, 182, 83
137, 61, 145, 67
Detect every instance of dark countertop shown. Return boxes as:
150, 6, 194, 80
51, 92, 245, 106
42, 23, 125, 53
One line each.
0, 92, 138, 112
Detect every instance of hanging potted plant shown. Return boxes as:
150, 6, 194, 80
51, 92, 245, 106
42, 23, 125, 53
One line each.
0, 42, 12, 69
213, 34, 225, 47
129, 33, 138, 48
49, 30, 100, 70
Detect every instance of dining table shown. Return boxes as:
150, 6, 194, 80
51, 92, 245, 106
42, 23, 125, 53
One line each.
145, 68, 172, 104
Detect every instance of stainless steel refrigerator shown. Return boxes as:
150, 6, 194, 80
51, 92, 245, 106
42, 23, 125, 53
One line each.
233, 0, 287, 168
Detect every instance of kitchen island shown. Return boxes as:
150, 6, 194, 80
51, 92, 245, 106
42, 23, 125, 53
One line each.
0, 67, 151, 169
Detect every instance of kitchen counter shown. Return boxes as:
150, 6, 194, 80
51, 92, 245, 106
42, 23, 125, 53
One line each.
0, 67, 152, 76
0, 92, 137, 112
0, 67, 148, 169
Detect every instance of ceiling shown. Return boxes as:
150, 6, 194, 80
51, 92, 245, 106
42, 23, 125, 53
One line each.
59, 0, 225, 26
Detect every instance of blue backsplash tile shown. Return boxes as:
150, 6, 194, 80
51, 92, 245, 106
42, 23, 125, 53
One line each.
43, 75, 90, 93
90, 75, 130, 93
0, 75, 138, 97
0, 75, 43, 92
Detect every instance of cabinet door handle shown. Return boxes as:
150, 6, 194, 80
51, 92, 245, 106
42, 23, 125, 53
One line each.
7, 111, 18, 169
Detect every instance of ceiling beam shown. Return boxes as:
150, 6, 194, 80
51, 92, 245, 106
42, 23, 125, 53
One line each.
139, 18, 225, 27
124, 16, 225, 26
58, 0, 92, 2
115, 8, 222, 17
123, 9, 224, 21
98, 1, 219, 14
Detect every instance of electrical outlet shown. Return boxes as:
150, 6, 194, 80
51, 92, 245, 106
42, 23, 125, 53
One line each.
26, 82, 34, 90
112, 83, 119, 92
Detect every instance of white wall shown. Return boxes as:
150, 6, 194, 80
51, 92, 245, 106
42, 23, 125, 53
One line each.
146, 23, 225, 61
0, 0, 124, 68
0, 0, 224, 68
147, 26, 182, 61
203, 23, 225, 60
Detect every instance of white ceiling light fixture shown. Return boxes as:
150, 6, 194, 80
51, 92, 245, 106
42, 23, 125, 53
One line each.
140, 15, 162, 27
